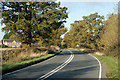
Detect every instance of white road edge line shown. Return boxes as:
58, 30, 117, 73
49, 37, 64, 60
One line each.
36, 50, 74, 80
89, 54, 102, 80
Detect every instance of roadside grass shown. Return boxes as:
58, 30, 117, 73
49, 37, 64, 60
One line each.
68, 48, 118, 79
90, 54, 118, 79
2, 49, 62, 74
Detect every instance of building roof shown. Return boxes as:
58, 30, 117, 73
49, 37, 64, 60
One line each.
3, 39, 21, 42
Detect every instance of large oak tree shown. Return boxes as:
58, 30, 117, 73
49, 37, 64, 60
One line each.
2, 2, 68, 47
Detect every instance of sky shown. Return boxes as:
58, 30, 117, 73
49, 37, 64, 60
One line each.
0, 1, 118, 39
60, 2, 118, 38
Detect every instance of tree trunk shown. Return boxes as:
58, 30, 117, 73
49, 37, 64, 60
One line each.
48, 38, 50, 51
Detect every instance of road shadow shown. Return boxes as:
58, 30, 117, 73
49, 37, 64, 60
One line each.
47, 63, 98, 78
57, 50, 86, 55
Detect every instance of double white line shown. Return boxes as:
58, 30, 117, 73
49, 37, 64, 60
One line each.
36, 50, 74, 80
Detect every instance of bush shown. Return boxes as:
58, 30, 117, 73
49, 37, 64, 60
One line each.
2, 47, 49, 64
2, 49, 25, 64
103, 44, 118, 57
98, 14, 118, 57
1, 44, 9, 48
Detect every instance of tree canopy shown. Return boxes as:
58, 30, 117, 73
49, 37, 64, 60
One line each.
3, 33, 12, 39
64, 13, 104, 49
2, 2, 68, 47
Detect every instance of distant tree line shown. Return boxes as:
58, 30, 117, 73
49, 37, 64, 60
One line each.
63, 13, 118, 57
64, 13, 104, 49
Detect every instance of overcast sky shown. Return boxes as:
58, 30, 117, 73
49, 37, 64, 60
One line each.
0, 1, 118, 39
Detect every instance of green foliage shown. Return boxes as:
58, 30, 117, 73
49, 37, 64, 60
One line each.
2, 2, 68, 47
61, 39, 67, 48
51, 28, 67, 46
3, 32, 12, 39
64, 13, 118, 57
97, 14, 118, 57
64, 12, 104, 49
1, 44, 9, 48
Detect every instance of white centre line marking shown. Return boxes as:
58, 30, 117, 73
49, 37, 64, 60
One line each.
36, 50, 74, 80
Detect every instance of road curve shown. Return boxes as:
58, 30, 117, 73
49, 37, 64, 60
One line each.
2, 49, 104, 80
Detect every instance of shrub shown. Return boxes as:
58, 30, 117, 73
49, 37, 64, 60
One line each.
98, 14, 118, 57
1, 44, 9, 48
2, 47, 49, 64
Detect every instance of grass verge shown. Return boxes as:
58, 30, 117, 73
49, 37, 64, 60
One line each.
2, 49, 62, 74
90, 54, 118, 79
68, 48, 118, 79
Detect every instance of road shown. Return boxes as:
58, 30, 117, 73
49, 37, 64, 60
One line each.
2, 49, 106, 80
